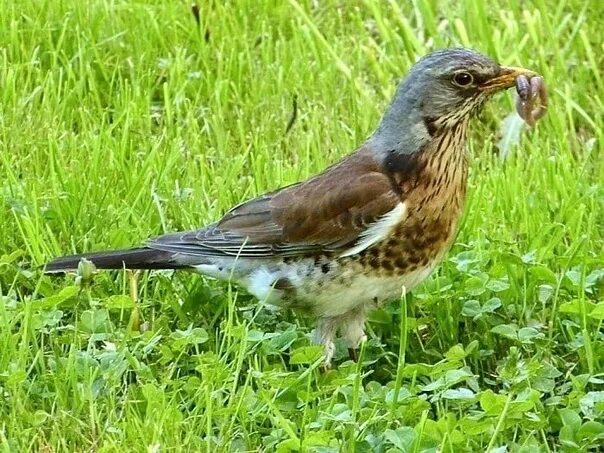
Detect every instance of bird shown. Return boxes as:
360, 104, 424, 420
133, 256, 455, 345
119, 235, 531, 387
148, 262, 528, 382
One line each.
46, 48, 537, 366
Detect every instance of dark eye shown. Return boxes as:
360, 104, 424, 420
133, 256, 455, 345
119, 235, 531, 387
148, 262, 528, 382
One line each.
452, 72, 474, 87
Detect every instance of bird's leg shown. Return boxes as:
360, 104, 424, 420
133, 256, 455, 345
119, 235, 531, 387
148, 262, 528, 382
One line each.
348, 347, 358, 362
340, 306, 368, 362
312, 317, 338, 368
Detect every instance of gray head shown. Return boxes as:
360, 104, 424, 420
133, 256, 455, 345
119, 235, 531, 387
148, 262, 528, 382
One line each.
369, 48, 537, 154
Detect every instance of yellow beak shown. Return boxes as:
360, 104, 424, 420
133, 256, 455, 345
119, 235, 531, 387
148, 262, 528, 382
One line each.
479, 66, 539, 92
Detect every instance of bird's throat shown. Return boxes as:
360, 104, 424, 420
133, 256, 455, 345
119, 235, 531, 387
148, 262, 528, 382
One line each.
386, 119, 469, 213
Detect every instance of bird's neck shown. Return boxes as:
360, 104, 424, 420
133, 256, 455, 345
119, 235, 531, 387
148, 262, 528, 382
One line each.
367, 83, 472, 159
368, 99, 470, 176
367, 88, 432, 155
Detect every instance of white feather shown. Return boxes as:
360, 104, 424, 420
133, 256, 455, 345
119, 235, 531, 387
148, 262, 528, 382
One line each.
339, 202, 407, 257
247, 267, 276, 302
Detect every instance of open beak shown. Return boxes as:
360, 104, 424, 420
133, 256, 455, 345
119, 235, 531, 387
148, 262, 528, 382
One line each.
479, 66, 539, 92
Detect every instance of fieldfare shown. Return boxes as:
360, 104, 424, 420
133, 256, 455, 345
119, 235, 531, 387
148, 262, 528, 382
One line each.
47, 48, 539, 365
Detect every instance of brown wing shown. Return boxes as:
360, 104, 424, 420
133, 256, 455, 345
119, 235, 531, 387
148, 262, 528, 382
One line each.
148, 148, 399, 258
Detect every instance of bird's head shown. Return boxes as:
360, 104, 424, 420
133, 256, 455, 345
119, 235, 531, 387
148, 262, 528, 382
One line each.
371, 48, 538, 153
406, 48, 537, 129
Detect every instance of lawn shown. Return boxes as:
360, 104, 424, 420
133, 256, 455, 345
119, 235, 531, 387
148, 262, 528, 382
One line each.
1, 0, 603, 451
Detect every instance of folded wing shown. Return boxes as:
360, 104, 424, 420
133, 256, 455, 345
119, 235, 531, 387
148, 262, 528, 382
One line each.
149, 149, 400, 259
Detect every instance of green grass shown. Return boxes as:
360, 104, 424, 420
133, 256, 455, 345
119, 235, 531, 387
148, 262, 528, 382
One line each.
1, 0, 603, 450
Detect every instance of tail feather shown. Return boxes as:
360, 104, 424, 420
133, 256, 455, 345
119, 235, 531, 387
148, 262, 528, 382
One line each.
44, 247, 183, 273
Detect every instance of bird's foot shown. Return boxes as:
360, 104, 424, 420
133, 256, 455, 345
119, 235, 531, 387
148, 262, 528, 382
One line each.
348, 347, 358, 362
313, 317, 338, 369
341, 307, 367, 362
346, 334, 367, 362
323, 340, 335, 367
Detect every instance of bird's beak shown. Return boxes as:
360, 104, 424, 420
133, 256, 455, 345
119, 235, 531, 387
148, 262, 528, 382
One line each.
479, 66, 539, 92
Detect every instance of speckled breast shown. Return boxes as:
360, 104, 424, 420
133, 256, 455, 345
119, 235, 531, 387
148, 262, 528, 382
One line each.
358, 127, 469, 278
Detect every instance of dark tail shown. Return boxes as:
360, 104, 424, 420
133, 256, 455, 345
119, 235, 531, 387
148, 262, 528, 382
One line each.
44, 247, 184, 273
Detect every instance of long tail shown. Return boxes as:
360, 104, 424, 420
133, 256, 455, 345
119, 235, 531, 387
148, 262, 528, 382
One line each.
44, 247, 184, 273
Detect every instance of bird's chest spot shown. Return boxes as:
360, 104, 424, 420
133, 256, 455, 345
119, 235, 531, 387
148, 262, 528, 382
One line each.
357, 216, 453, 277
360, 142, 468, 275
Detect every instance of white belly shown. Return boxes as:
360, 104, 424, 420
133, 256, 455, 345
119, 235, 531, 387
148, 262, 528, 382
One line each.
297, 263, 437, 317
193, 256, 438, 318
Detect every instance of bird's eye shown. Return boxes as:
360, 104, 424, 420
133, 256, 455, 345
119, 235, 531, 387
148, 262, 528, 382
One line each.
452, 72, 474, 87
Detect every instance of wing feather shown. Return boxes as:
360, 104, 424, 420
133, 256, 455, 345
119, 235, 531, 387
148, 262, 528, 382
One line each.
148, 148, 400, 259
